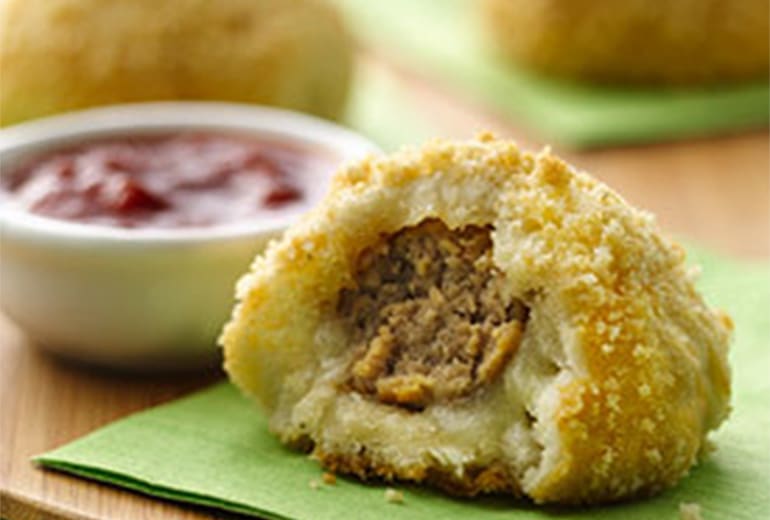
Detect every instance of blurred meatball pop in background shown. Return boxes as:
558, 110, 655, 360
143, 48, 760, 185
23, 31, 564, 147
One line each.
482, 0, 769, 85
0, 0, 353, 126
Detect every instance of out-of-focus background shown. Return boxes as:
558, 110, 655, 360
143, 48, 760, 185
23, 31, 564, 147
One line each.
2, 0, 768, 257
1, 1, 768, 519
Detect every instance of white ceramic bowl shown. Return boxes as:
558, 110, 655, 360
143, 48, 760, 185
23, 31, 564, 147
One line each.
0, 102, 378, 370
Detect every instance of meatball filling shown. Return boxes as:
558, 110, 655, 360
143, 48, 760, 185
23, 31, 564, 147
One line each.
339, 219, 528, 410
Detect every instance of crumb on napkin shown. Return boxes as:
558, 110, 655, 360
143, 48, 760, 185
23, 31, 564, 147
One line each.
384, 488, 404, 504
679, 502, 703, 520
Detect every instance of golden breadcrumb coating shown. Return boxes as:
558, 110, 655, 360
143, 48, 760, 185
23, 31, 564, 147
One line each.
0, 0, 351, 126
221, 134, 732, 504
482, 0, 769, 84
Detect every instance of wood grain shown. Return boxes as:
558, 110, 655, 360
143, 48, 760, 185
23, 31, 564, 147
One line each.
0, 313, 233, 520
1, 56, 768, 520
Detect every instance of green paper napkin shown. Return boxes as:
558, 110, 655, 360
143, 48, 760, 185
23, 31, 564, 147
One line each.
35, 247, 770, 519
332, 0, 769, 148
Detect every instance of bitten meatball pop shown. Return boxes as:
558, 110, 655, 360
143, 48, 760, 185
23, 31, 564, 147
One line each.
221, 134, 732, 504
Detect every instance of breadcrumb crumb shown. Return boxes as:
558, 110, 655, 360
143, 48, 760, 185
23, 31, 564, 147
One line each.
679, 502, 703, 520
384, 488, 404, 504
309, 479, 321, 490
322, 472, 337, 485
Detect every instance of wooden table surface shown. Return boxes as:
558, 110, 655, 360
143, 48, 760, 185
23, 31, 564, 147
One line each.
1, 56, 768, 520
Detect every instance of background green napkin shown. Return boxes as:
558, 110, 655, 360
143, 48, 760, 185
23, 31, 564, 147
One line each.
35, 246, 770, 519
332, 0, 769, 148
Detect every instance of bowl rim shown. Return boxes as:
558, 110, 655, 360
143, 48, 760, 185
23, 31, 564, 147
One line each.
0, 101, 380, 246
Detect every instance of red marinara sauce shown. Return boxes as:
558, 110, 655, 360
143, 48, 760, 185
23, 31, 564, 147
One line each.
1, 133, 321, 228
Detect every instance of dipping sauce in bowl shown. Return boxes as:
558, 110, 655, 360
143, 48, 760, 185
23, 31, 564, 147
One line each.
1, 132, 323, 229
0, 102, 378, 371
